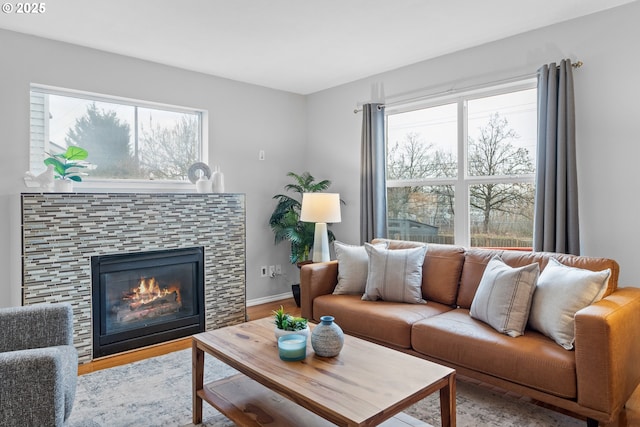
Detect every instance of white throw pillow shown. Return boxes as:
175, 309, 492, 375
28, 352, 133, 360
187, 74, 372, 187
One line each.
361, 243, 427, 304
332, 241, 387, 295
470, 256, 539, 337
528, 258, 611, 350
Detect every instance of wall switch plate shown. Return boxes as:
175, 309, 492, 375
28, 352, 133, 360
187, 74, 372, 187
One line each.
268, 265, 276, 278
259, 150, 265, 161
260, 266, 268, 277
275, 264, 282, 275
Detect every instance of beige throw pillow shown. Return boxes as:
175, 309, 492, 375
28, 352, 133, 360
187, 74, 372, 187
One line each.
332, 241, 387, 295
470, 256, 539, 337
361, 243, 427, 304
528, 258, 611, 350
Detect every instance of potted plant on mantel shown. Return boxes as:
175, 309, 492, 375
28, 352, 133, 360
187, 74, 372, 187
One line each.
44, 146, 93, 192
273, 305, 309, 340
269, 171, 339, 306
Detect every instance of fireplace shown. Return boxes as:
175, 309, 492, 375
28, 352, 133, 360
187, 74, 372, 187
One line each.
91, 247, 205, 358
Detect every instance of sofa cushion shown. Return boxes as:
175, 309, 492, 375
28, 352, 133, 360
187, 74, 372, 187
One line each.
372, 239, 465, 306
412, 309, 577, 398
469, 256, 539, 337
313, 294, 452, 348
457, 248, 620, 309
457, 249, 497, 309
421, 243, 465, 306
528, 258, 611, 350
332, 241, 387, 295
362, 243, 427, 304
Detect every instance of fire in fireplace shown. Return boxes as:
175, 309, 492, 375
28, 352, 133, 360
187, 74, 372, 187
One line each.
91, 247, 205, 358
112, 274, 182, 325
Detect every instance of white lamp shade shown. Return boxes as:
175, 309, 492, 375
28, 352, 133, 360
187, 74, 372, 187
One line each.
300, 193, 341, 223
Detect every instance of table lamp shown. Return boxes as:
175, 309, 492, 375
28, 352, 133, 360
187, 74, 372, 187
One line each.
300, 193, 341, 262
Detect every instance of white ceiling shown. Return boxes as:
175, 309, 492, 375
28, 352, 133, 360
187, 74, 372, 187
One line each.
0, 0, 635, 94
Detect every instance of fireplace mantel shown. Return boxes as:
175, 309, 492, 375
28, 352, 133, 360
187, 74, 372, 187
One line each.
21, 192, 246, 363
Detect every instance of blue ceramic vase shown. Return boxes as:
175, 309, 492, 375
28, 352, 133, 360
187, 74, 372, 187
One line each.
311, 315, 344, 357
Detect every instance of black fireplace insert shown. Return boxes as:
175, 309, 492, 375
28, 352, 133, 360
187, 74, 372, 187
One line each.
91, 247, 205, 358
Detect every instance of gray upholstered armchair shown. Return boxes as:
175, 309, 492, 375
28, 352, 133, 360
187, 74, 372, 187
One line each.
0, 303, 78, 426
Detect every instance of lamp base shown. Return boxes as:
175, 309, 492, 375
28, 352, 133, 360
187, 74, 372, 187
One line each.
311, 222, 330, 262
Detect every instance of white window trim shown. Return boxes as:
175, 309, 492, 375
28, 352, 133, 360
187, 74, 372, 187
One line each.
385, 79, 537, 247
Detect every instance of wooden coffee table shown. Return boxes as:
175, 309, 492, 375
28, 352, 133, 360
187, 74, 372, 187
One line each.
192, 317, 456, 427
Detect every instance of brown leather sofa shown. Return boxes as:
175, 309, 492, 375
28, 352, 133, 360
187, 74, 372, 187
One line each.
300, 239, 640, 426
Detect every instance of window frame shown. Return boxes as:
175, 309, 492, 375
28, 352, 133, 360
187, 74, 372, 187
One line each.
29, 84, 208, 191
385, 79, 538, 247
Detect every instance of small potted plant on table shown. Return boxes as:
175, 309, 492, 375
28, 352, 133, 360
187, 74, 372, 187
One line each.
273, 306, 309, 340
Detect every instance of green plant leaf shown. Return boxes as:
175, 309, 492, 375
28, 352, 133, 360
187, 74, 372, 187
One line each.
64, 146, 89, 161
44, 157, 66, 176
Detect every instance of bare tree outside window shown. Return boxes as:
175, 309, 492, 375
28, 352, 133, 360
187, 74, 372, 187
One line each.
468, 112, 535, 237
139, 114, 200, 180
385, 85, 537, 247
386, 132, 456, 242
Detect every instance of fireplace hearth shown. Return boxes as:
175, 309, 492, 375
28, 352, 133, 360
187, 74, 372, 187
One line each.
91, 247, 205, 358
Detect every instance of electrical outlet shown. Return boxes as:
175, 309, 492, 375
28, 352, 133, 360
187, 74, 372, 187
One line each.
260, 266, 268, 277
268, 265, 276, 278
275, 264, 282, 275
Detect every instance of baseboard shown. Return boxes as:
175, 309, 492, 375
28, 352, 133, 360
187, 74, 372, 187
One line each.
247, 292, 292, 307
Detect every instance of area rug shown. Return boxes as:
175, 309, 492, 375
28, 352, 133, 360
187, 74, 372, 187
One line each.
68, 349, 584, 427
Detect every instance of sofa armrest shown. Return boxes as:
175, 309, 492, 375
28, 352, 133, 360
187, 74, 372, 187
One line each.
300, 261, 338, 321
574, 287, 640, 420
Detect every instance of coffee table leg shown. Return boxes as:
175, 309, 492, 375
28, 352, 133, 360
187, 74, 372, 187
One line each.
439, 372, 456, 427
193, 339, 205, 424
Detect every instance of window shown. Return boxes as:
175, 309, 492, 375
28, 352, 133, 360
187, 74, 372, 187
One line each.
386, 81, 537, 248
30, 85, 205, 182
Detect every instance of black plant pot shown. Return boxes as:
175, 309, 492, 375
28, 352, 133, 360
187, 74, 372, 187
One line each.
291, 284, 301, 307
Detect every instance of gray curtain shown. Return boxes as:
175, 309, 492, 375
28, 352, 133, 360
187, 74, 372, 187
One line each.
534, 59, 580, 255
360, 103, 387, 244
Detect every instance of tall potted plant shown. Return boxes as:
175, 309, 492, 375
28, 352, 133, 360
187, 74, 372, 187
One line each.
269, 172, 338, 305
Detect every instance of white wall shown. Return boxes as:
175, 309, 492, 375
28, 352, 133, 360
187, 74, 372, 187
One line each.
306, 2, 640, 286
0, 29, 307, 308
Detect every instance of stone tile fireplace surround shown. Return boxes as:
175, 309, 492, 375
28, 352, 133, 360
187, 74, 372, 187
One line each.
21, 192, 246, 363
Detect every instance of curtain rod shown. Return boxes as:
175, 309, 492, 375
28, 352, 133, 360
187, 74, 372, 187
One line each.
353, 60, 583, 113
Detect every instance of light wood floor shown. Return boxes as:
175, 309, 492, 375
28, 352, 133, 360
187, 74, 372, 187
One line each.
76, 297, 640, 426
